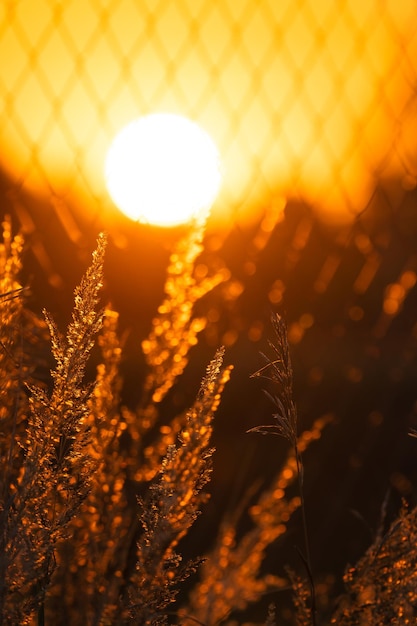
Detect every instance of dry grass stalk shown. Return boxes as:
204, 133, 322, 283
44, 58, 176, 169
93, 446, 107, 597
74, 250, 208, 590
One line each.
184, 418, 329, 626
332, 504, 417, 625
126, 348, 232, 625
46, 307, 129, 625
249, 313, 317, 626
0, 231, 105, 624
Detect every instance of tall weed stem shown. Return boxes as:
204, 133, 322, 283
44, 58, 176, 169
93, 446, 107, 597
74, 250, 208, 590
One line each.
250, 313, 316, 625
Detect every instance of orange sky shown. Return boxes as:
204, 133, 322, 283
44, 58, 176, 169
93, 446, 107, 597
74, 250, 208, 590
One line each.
1, 0, 416, 226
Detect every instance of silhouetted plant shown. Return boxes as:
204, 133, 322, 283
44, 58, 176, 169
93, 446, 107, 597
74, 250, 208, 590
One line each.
183, 418, 328, 625
249, 313, 317, 626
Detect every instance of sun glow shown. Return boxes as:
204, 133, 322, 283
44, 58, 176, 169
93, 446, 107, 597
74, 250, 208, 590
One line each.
1, 2, 417, 227
105, 113, 221, 227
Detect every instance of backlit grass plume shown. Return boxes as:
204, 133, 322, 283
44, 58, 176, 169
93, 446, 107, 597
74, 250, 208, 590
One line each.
130, 220, 229, 484
0, 216, 25, 481
184, 413, 329, 625
46, 307, 128, 625
249, 312, 317, 626
0, 232, 105, 624
332, 503, 417, 625
141, 220, 228, 406
0, 217, 28, 623
125, 348, 232, 624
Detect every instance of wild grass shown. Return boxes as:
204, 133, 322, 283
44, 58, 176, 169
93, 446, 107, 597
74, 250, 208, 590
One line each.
0, 216, 416, 625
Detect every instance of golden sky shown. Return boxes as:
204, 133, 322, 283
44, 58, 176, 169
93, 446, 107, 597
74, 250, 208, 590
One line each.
1, 0, 417, 226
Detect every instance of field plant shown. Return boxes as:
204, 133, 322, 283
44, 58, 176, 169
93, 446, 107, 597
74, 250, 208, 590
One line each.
0, 215, 417, 625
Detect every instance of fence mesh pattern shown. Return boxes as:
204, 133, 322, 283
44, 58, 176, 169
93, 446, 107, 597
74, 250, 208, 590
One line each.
1, 0, 417, 223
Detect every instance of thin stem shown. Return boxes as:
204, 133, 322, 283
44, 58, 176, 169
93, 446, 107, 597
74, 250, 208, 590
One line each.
37, 600, 45, 626
294, 443, 316, 626
3, 328, 23, 503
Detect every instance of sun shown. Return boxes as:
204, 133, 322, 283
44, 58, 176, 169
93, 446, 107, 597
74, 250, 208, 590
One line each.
105, 113, 221, 227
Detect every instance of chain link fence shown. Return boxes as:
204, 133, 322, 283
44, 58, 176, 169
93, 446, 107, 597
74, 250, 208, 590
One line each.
1, 0, 417, 223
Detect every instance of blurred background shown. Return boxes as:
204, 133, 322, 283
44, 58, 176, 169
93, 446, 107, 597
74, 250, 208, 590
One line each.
1, 0, 417, 621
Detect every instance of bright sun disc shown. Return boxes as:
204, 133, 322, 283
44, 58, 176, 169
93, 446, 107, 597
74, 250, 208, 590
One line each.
105, 113, 221, 227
